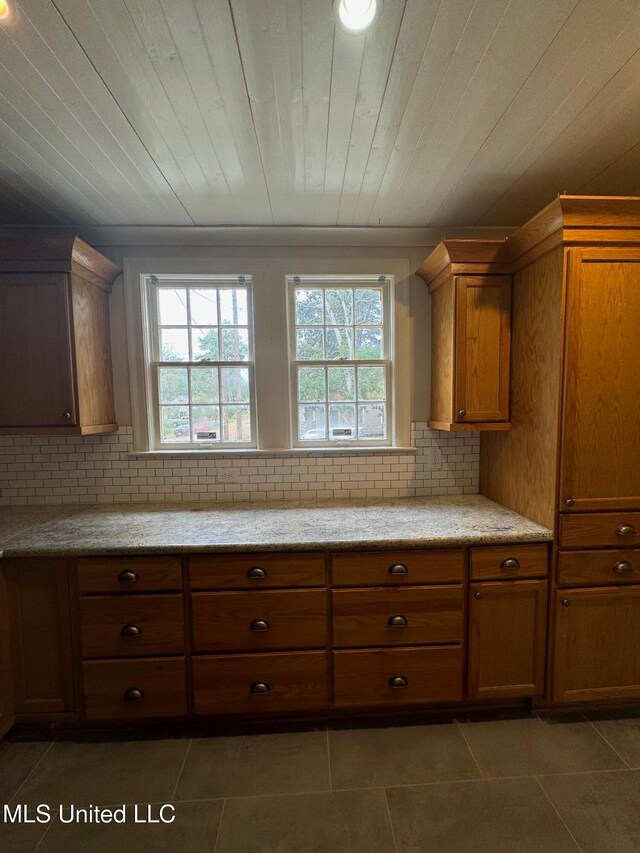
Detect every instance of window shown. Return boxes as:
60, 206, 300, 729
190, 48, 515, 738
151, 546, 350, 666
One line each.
288, 275, 392, 446
144, 274, 255, 449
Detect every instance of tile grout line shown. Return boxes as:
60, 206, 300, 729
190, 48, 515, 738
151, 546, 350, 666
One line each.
585, 720, 633, 769
212, 798, 226, 853
170, 738, 193, 802
9, 742, 56, 804
325, 724, 334, 792
454, 721, 484, 779
383, 788, 400, 853
534, 776, 585, 853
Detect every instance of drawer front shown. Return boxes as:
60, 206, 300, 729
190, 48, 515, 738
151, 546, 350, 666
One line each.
331, 549, 464, 587
80, 595, 184, 658
333, 646, 463, 707
189, 552, 326, 590
193, 651, 328, 715
192, 589, 328, 652
332, 586, 463, 648
558, 550, 640, 587
470, 544, 549, 581
77, 556, 182, 594
83, 657, 187, 719
560, 512, 640, 549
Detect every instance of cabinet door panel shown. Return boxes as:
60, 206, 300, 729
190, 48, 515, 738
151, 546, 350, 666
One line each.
560, 251, 640, 511
0, 570, 14, 737
552, 587, 640, 703
0, 274, 76, 426
469, 580, 547, 699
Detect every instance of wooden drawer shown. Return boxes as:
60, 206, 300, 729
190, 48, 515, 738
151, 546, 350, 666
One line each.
470, 544, 549, 581
189, 552, 326, 590
333, 646, 463, 707
82, 657, 187, 719
192, 589, 328, 652
559, 512, 640, 549
193, 651, 328, 715
331, 549, 464, 587
332, 586, 463, 648
80, 594, 184, 658
558, 550, 640, 587
77, 556, 182, 594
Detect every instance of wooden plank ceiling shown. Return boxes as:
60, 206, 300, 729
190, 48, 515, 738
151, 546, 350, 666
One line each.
0, 0, 639, 227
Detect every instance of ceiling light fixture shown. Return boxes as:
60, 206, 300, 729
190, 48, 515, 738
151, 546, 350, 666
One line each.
335, 0, 380, 33
0, 0, 10, 21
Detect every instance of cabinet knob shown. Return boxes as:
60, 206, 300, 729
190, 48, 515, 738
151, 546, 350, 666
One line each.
500, 557, 521, 570
388, 563, 408, 576
388, 615, 408, 628
474, 591, 483, 600
617, 524, 636, 537
458, 409, 467, 418
250, 619, 270, 632
118, 569, 139, 583
247, 566, 267, 579
250, 681, 270, 695
561, 598, 571, 607
388, 676, 408, 689
614, 560, 633, 574
63, 411, 72, 421
124, 687, 145, 702
565, 498, 575, 507
120, 624, 142, 638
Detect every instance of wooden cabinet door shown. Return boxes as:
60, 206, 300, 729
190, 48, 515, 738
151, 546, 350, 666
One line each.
455, 276, 511, 423
0, 273, 76, 427
469, 580, 547, 699
560, 249, 640, 512
552, 587, 640, 703
0, 569, 14, 738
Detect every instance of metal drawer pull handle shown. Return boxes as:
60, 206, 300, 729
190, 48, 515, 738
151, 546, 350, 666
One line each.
388, 563, 408, 575
614, 561, 633, 574
247, 566, 267, 579
250, 681, 270, 695
500, 558, 521, 570
474, 591, 483, 600
617, 524, 636, 537
124, 687, 145, 702
561, 599, 571, 607
388, 615, 408, 628
121, 624, 142, 638
118, 569, 139, 583
250, 619, 270, 632
389, 676, 408, 689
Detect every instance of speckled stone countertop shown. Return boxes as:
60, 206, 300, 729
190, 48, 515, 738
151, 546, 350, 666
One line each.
0, 495, 552, 557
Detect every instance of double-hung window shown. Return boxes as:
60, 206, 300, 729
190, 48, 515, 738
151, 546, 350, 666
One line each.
144, 274, 256, 449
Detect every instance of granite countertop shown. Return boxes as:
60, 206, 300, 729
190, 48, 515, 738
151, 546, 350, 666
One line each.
0, 495, 552, 557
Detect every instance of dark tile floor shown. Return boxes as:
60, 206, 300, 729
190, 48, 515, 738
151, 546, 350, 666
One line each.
1, 709, 639, 852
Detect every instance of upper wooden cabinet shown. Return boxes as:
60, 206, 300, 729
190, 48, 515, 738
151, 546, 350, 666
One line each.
0, 231, 120, 435
417, 242, 511, 431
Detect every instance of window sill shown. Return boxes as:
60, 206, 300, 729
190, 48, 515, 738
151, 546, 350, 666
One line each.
127, 446, 418, 460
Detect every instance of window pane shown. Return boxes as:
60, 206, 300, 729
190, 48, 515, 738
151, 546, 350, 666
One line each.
298, 367, 326, 403
223, 405, 252, 442
220, 327, 249, 361
357, 366, 385, 401
158, 288, 187, 325
219, 288, 248, 326
221, 367, 250, 403
190, 289, 218, 326
295, 289, 323, 325
328, 403, 356, 438
190, 367, 219, 404
296, 328, 324, 360
328, 366, 355, 402
326, 327, 353, 360
159, 368, 188, 404
160, 328, 189, 361
160, 406, 190, 443
325, 288, 353, 325
192, 406, 220, 441
358, 403, 386, 439
299, 404, 326, 440
191, 328, 219, 361
354, 288, 383, 324
355, 327, 382, 359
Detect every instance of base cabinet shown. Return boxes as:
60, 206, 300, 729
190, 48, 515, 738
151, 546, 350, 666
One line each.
0, 570, 14, 737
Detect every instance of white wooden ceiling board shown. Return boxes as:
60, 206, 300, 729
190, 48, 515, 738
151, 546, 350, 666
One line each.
579, 140, 640, 195
0, 168, 63, 224
336, 0, 406, 225
0, 140, 75, 223
0, 176, 51, 223
431, 0, 639, 225
352, 0, 441, 225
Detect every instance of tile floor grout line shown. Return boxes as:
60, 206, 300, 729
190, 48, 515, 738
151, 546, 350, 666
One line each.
585, 720, 633, 769
383, 788, 400, 853
170, 738, 193, 802
325, 724, 334, 791
9, 741, 56, 804
454, 720, 484, 779
534, 776, 585, 853
212, 798, 226, 853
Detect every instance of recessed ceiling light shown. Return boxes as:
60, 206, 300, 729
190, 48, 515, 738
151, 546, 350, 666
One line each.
335, 0, 381, 33
0, 0, 10, 21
